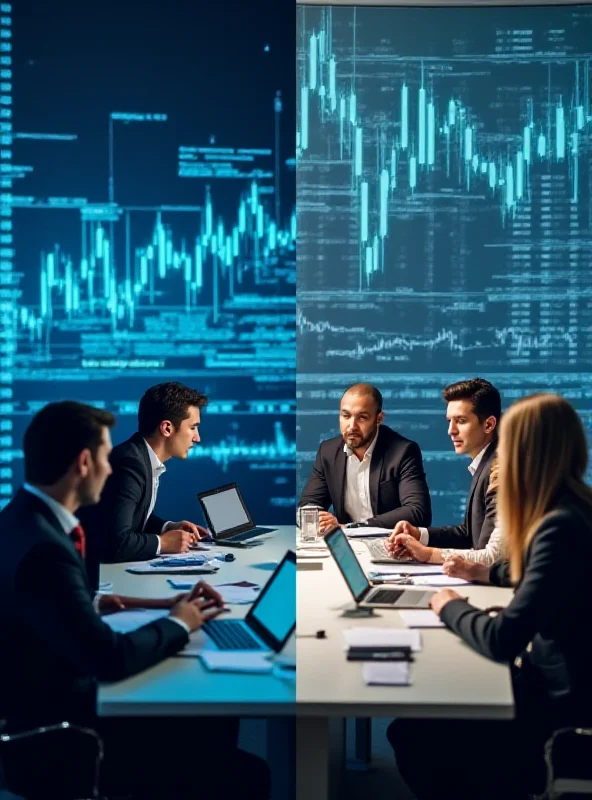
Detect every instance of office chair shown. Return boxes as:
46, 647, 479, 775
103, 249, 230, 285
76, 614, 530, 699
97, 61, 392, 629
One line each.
535, 727, 592, 799
0, 720, 103, 800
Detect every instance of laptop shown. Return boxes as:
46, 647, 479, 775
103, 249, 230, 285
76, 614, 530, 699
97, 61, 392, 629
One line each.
203, 550, 296, 651
325, 526, 436, 609
197, 483, 276, 545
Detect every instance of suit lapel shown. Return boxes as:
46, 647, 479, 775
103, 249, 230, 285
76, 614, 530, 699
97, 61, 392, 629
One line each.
466, 440, 496, 515
333, 445, 347, 521
130, 433, 153, 529
369, 427, 386, 515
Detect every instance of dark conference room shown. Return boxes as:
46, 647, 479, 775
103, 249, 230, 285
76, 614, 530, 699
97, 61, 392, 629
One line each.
2, 0, 592, 799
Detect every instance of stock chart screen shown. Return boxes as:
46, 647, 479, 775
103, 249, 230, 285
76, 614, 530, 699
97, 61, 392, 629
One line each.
0, 0, 296, 522
296, 4, 592, 523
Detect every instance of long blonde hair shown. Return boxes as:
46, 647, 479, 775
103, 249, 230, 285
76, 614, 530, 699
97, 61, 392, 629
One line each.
498, 393, 592, 583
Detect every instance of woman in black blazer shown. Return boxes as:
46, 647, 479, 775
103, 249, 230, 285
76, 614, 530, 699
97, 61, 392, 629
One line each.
431, 393, 592, 795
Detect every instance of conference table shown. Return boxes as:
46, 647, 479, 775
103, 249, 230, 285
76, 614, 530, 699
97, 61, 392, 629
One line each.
296, 537, 515, 800
98, 525, 296, 797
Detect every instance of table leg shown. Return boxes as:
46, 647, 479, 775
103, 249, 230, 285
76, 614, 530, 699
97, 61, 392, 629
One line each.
266, 717, 295, 800
297, 717, 345, 800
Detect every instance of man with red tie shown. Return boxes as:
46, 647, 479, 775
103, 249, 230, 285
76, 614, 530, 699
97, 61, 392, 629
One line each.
0, 401, 270, 799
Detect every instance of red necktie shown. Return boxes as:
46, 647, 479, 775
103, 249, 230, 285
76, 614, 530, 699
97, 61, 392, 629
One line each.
71, 524, 86, 560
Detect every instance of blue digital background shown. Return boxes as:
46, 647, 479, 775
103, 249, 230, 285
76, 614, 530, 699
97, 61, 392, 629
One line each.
296, 4, 592, 525
0, 1, 296, 523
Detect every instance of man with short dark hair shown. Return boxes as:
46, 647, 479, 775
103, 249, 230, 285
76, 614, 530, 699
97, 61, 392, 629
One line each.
0, 400, 270, 799
299, 382, 431, 532
79, 382, 209, 577
387, 376, 500, 557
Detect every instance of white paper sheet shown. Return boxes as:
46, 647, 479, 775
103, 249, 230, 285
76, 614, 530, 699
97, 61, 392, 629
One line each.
214, 584, 260, 604
362, 661, 411, 686
345, 526, 392, 538
399, 610, 445, 628
343, 628, 422, 652
102, 609, 169, 633
369, 564, 444, 577
411, 575, 469, 587
199, 651, 273, 673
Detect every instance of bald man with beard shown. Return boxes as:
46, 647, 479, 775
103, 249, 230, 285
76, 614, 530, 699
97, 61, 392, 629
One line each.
299, 383, 431, 533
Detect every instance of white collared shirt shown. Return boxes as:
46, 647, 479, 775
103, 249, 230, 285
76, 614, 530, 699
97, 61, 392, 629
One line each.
419, 442, 492, 545
142, 439, 172, 556
143, 439, 167, 526
467, 443, 489, 477
343, 429, 380, 523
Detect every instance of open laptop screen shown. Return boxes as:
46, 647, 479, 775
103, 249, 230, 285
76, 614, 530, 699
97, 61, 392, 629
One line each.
199, 485, 250, 535
247, 551, 296, 651
325, 526, 370, 603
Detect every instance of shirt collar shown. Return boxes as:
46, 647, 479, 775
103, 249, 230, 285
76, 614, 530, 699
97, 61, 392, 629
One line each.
468, 443, 490, 476
23, 483, 80, 535
343, 427, 380, 461
143, 439, 166, 477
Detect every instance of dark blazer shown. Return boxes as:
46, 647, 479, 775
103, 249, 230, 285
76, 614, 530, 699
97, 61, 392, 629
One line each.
427, 440, 497, 549
299, 425, 431, 528
0, 489, 188, 732
441, 499, 592, 725
79, 433, 167, 586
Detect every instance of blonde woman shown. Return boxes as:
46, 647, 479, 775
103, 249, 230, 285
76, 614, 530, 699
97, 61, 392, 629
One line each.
389, 395, 592, 799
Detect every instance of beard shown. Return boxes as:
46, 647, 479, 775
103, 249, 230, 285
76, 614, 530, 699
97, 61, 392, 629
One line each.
343, 425, 378, 451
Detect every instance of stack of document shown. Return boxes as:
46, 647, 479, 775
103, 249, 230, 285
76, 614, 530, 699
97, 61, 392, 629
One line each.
343, 628, 420, 685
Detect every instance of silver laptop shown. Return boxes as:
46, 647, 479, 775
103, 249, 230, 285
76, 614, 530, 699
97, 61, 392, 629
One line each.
325, 526, 435, 609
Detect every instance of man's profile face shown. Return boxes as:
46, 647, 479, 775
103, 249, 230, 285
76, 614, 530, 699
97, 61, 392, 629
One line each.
339, 391, 384, 451
80, 427, 113, 506
168, 405, 201, 460
446, 399, 493, 458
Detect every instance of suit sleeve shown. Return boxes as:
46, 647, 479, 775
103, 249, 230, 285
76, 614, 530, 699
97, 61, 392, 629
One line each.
476, 478, 497, 549
16, 542, 188, 682
368, 441, 432, 528
489, 558, 512, 587
97, 456, 159, 562
440, 517, 568, 662
298, 444, 332, 512
144, 514, 167, 535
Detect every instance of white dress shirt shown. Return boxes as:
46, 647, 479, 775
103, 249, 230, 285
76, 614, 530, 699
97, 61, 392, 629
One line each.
343, 429, 380, 523
419, 443, 491, 546
22, 482, 191, 634
439, 523, 503, 565
143, 439, 171, 555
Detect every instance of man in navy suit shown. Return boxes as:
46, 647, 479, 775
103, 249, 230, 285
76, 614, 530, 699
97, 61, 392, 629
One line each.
0, 401, 270, 798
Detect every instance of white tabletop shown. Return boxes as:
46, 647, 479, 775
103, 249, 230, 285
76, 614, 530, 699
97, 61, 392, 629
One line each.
98, 526, 296, 717
296, 538, 515, 719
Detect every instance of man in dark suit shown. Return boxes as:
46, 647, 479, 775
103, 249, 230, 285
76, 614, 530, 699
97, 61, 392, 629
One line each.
79, 382, 210, 587
0, 401, 269, 798
299, 383, 431, 533
387, 377, 500, 557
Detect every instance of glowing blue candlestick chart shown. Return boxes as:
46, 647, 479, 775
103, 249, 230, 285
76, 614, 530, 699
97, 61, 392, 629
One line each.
296, 4, 592, 524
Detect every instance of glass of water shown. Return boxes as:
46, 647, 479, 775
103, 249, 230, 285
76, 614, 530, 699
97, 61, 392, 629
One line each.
300, 507, 319, 542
